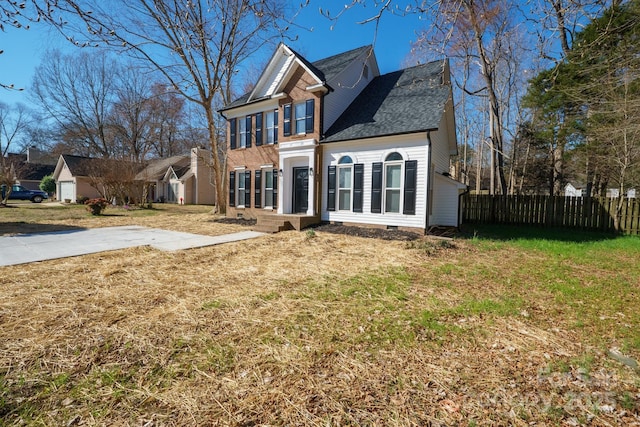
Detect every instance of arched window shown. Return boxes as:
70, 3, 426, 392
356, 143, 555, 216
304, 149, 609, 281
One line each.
338, 156, 353, 210
384, 152, 403, 213
385, 152, 403, 161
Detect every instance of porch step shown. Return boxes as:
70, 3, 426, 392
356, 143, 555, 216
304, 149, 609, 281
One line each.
253, 218, 293, 234
254, 214, 321, 233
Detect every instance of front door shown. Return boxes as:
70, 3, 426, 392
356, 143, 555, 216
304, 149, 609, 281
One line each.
292, 167, 309, 214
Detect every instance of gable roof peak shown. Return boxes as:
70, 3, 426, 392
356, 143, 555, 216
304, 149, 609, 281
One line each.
223, 44, 378, 112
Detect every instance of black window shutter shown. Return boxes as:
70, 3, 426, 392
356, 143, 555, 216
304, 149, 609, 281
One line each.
305, 99, 314, 133
371, 162, 383, 213
327, 165, 336, 212
254, 170, 262, 208
255, 113, 263, 146
245, 116, 252, 148
274, 110, 279, 143
403, 160, 418, 215
283, 104, 291, 136
229, 118, 236, 150
244, 170, 251, 207
353, 163, 364, 213
229, 170, 236, 207
272, 168, 278, 208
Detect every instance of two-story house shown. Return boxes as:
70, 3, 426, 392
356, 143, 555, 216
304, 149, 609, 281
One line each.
220, 44, 466, 233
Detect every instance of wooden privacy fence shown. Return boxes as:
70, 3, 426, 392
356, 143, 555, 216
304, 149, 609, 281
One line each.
462, 194, 640, 235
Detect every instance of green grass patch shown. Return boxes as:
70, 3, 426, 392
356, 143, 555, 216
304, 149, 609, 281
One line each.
340, 268, 411, 302
447, 297, 523, 317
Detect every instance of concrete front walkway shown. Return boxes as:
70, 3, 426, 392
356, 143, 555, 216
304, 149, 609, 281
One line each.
0, 226, 264, 266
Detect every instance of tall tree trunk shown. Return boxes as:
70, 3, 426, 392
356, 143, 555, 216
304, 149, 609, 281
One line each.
205, 104, 226, 214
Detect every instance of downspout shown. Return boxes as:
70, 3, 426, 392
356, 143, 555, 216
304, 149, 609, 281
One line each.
458, 187, 470, 229
425, 131, 432, 234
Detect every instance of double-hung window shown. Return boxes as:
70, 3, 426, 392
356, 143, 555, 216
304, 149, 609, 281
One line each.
294, 102, 306, 135
253, 168, 277, 209
371, 152, 418, 215
283, 99, 314, 136
239, 116, 251, 148
265, 110, 278, 144
384, 153, 403, 213
327, 156, 363, 213
264, 169, 274, 208
338, 156, 353, 211
237, 171, 247, 207
230, 170, 251, 208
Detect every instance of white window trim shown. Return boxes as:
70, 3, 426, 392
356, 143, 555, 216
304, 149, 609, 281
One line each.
294, 102, 306, 135
265, 110, 277, 144
239, 117, 248, 148
236, 168, 247, 208
337, 163, 353, 212
383, 159, 404, 215
261, 166, 275, 209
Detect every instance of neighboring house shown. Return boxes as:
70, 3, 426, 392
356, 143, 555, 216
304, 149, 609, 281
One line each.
52, 154, 108, 202
607, 188, 637, 198
3, 148, 56, 191
219, 43, 465, 233
135, 147, 216, 204
565, 183, 583, 197
565, 183, 636, 199
15, 163, 55, 191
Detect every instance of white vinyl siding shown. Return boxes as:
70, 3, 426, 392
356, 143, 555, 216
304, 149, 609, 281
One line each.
431, 115, 454, 173
323, 55, 377, 133
431, 174, 464, 226
321, 135, 429, 229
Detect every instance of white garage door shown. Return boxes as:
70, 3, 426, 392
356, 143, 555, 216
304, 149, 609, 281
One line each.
59, 181, 75, 202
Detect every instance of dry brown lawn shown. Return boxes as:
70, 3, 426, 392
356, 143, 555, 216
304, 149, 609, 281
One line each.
1, 203, 639, 426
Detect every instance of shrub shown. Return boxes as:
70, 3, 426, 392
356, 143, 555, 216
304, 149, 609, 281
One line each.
76, 195, 90, 204
39, 175, 56, 195
85, 198, 109, 215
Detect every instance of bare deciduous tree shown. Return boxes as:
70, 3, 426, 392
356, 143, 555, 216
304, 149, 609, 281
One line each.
55, 0, 292, 213
0, 102, 30, 203
412, 0, 527, 195
32, 49, 119, 158
147, 83, 189, 158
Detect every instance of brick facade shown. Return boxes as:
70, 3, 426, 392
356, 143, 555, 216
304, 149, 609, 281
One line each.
226, 66, 323, 219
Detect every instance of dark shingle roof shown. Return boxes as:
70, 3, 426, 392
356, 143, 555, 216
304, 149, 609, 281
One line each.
223, 45, 372, 111
135, 155, 190, 181
62, 154, 104, 176
322, 60, 451, 143
310, 45, 372, 82
18, 163, 55, 181
62, 154, 144, 177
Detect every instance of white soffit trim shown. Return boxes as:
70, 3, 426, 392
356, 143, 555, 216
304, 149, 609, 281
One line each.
306, 83, 329, 93
248, 43, 289, 102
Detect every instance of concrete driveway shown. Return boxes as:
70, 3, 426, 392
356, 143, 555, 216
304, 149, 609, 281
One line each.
0, 226, 263, 266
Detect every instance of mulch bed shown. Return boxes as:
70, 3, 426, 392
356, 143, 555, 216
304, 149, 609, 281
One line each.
311, 224, 421, 241
212, 217, 257, 226
213, 217, 422, 241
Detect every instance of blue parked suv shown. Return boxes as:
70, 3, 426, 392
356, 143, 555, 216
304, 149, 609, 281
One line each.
5, 185, 49, 203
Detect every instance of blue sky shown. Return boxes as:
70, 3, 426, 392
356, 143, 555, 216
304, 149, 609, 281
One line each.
0, 1, 424, 108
